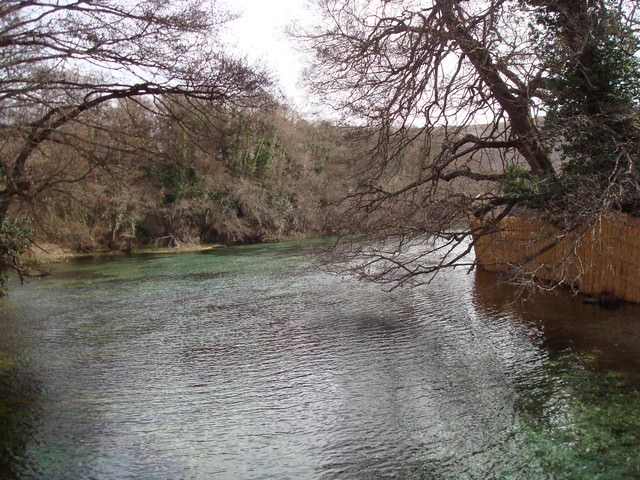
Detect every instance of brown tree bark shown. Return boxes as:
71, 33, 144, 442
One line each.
436, 1, 554, 174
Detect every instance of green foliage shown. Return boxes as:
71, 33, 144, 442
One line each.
159, 162, 197, 204
253, 134, 281, 173
0, 217, 33, 261
530, 0, 640, 218
0, 217, 33, 295
532, 1, 640, 108
225, 127, 285, 178
503, 165, 534, 201
503, 165, 557, 207
505, 354, 640, 479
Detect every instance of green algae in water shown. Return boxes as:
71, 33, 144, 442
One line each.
0, 351, 17, 371
0, 355, 41, 480
1, 245, 639, 479
499, 354, 640, 479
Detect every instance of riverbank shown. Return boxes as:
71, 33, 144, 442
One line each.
22, 231, 322, 266
24, 242, 221, 265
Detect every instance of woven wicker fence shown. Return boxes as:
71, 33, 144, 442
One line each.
471, 211, 640, 303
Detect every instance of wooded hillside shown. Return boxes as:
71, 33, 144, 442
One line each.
16, 100, 360, 253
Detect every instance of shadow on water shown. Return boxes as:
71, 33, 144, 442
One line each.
473, 269, 640, 380
472, 270, 640, 479
0, 352, 42, 480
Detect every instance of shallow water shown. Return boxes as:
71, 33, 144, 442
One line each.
0, 241, 639, 479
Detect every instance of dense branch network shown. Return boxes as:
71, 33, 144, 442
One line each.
0, 0, 270, 222
308, 0, 640, 287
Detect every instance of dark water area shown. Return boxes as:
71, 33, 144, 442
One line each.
0, 241, 639, 479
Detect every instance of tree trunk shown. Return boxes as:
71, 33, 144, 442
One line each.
437, 1, 555, 174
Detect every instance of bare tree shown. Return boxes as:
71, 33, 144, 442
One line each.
305, 0, 640, 288
0, 0, 269, 221
0, 0, 270, 281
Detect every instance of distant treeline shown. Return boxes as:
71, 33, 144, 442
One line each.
14, 98, 364, 252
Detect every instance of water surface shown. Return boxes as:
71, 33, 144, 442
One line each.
0, 241, 639, 479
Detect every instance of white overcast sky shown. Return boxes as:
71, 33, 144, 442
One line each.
222, 0, 319, 113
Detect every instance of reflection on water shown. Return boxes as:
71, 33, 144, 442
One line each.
0, 242, 638, 479
473, 270, 640, 379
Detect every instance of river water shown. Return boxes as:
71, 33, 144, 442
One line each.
0, 241, 639, 479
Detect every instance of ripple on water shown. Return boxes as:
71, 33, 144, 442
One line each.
0, 246, 639, 479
